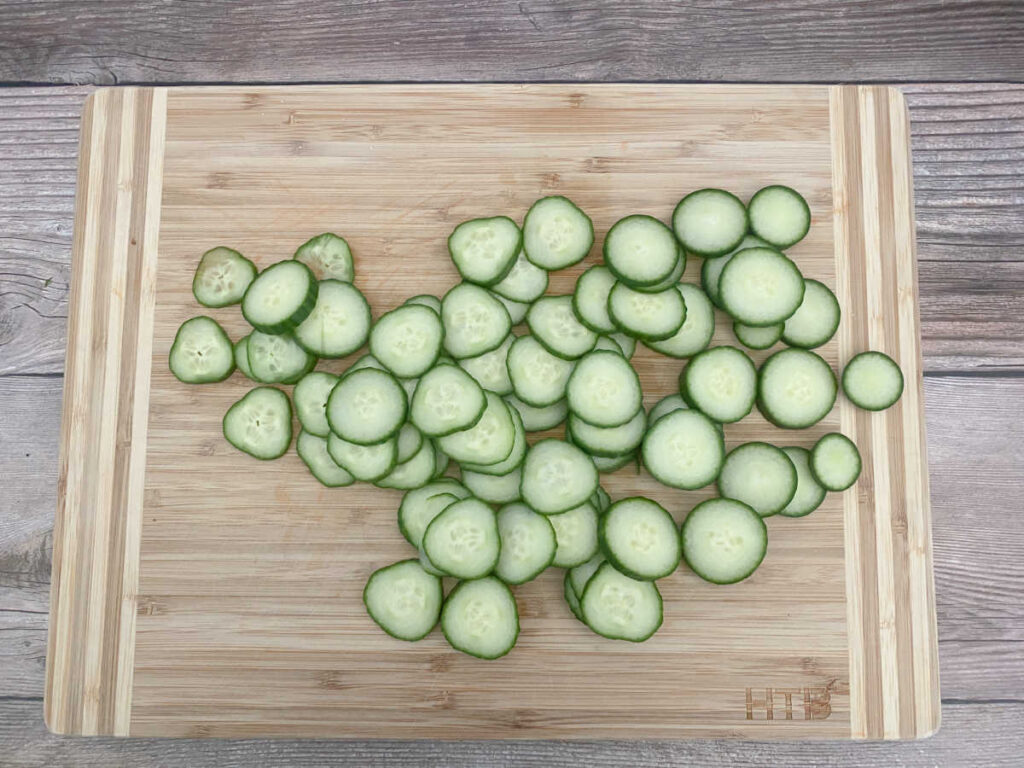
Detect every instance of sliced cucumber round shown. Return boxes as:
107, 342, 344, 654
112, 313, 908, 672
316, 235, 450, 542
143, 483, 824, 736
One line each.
247, 331, 314, 385
458, 333, 514, 396
404, 294, 442, 314
842, 351, 904, 411
733, 321, 783, 351
782, 279, 840, 349
632, 250, 685, 294
242, 259, 318, 334
810, 432, 862, 491
327, 367, 407, 445
747, 185, 811, 250
448, 216, 522, 286
363, 559, 442, 642
397, 480, 471, 548
504, 395, 568, 432
327, 432, 397, 481
569, 553, 606, 599
168, 316, 235, 384
222, 387, 292, 460
780, 446, 827, 517
717, 442, 798, 518
701, 233, 771, 308
527, 295, 598, 359
192, 246, 256, 308
490, 250, 548, 303
461, 467, 522, 505
369, 304, 444, 379
441, 577, 519, 659
644, 283, 714, 358
293, 371, 339, 437
459, 406, 526, 476
564, 570, 584, 621
549, 501, 600, 568
395, 423, 424, 464
572, 265, 618, 333
422, 498, 500, 580
522, 195, 593, 270
600, 497, 681, 581
580, 562, 663, 642
495, 503, 557, 585
377, 439, 437, 490
647, 393, 688, 425
608, 332, 636, 359
491, 291, 530, 325
719, 247, 805, 327
507, 335, 575, 407
441, 283, 512, 359
437, 391, 515, 466
293, 279, 371, 358
410, 363, 486, 438
296, 430, 354, 487
681, 498, 767, 585
520, 438, 598, 515
568, 409, 646, 457
758, 348, 837, 429
672, 188, 748, 257
604, 214, 680, 287
566, 350, 643, 428
681, 346, 757, 423
641, 408, 724, 490
607, 281, 686, 342
591, 451, 637, 474
293, 232, 354, 283
233, 335, 256, 381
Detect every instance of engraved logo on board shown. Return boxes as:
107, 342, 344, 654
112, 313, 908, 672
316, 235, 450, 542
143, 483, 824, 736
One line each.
745, 687, 832, 720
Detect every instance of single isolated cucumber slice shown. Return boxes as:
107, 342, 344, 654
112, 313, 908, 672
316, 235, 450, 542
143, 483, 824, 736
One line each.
448, 216, 522, 286
377, 439, 437, 490
441, 283, 512, 359
441, 577, 519, 659
423, 498, 500, 579
293, 279, 371, 358
327, 433, 397, 481
437, 391, 515, 465
461, 467, 522, 505
701, 233, 771, 308
641, 408, 724, 490
717, 442, 798, 518
494, 503, 557, 585
410, 363, 486, 438
810, 432, 862, 491
192, 246, 256, 308
520, 438, 598, 515
580, 562, 663, 642
681, 346, 757, 423
242, 259, 318, 334
549, 501, 600, 568
326, 367, 407, 445
608, 281, 686, 342
780, 446, 827, 517
569, 553, 606, 598
397, 479, 471, 548
296, 430, 354, 487
572, 265, 619, 334
566, 350, 643, 428
604, 215, 680, 287
234, 335, 256, 381
490, 250, 548, 303
369, 304, 444, 378
169, 316, 235, 384
293, 371, 339, 437
645, 283, 714, 358
458, 333, 514, 396
522, 195, 594, 270
504, 395, 568, 432
491, 292, 530, 325
600, 497, 681, 581
647, 393, 689, 425
733, 321, 783, 350
747, 184, 811, 250
247, 331, 314, 384
363, 559, 442, 642
672, 188, 748, 257
681, 498, 767, 585
842, 351, 904, 411
527, 295, 598, 359
507, 335, 575, 407
222, 387, 292, 460
719, 247, 805, 327
459, 406, 527, 476
782, 279, 841, 349
293, 232, 354, 283
758, 348, 837, 429
404, 294, 442, 314
568, 409, 646, 457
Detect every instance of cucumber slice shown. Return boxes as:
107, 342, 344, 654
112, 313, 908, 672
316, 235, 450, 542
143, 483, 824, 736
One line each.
842, 351, 904, 411
520, 438, 598, 515
168, 316, 234, 384
242, 260, 318, 334
401, 493, 462, 551
247, 331, 314, 384
733, 321, 783, 350
377, 438, 437, 490
369, 304, 444, 378
604, 215, 680, 286
747, 185, 811, 250
363, 559, 442, 642
327, 433, 397, 481
395, 423, 424, 464
448, 216, 522, 286
293, 371, 339, 437
522, 195, 593, 270
504, 395, 568, 432
233, 335, 256, 381
564, 571, 584, 621
459, 406, 526, 476
550, 501, 600, 568
441, 283, 512, 359
222, 387, 292, 460
432, 440, 450, 478
495, 503, 556, 585
346, 353, 386, 373
293, 279, 371, 358
419, 545, 448, 577
718, 442, 798, 518
572, 265, 618, 333
397, 480, 471, 548
593, 335, 625, 355
527, 295, 598, 360
672, 189, 748, 257
810, 432, 862, 491
681, 346, 757, 423
458, 333, 514, 396
719, 247, 805, 327
507, 335, 575, 407
580, 562, 663, 642
701, 234, 771, 308
569, 553, 606, 598
681, 498, 767, 584
630, 251, 686, 294
566, 350, 643, 428
441, 577, 519, 659
608, 282, 686, 342
490, 251, 548, 303
591, 451, 637, 474
647, 393, 688, 425
192, 246, 256, 307
568, 409, 646, 457
410, 363, 486, 438
758, 348, 837, 428
782, 279, 840, 349
780, 446, 827, 517
600, 497, 681, 581
437, 391, 515, 465
404, 294, 442, 314
423, 498, 500, 579
641, 408, 724, 490
296, 430, 355, 487
608, 332, 636, 359
326, 368, 407, 445
644, 283, 714, 358
293, 232, 354, 283
491, 292, 530, 325
461, 467, 522, 505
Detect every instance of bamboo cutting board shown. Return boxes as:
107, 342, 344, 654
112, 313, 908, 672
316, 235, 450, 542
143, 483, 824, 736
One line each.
46, 85, 939, 740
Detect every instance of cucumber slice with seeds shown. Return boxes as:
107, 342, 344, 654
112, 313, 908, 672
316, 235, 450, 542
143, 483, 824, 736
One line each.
527, 295, 598, 359
504, 395, 568, 432
223, 387, 292, 460
758, 348, 837, 429
572, 265, 618, 333
327, 368, 407, 445
672, 189, 748, 257
566, 350, 643, 428
448, 216, 522, 286
550, 501, 600, 568
423, 498, 500, 580
604, 215, 680, 287
719, 247, 805, 327
681, 346, 757, 423
491, 251, 548, 303
377, 439, 437, 490
681, 498, 767, 585
522, 195, 594, 270
233, 334, 256, 381
645, 283, 714, 358
507, 335, 575, 408
495, 503, 557, 585
460, 406, 526, 476
441, 577, 519, 659
442, 283, 512, 359
327, 432, 397, 481
718, 442, 798, 518
293, 232, 354, 283
401, 492, 463, 549
247, 331, 314, 384
370, 304, 444, 378
458, 333, 514, 396
521, 438, 598, 515
641, 409, 724, 490
410, 363, 486, 438
296, 430, 355, 487
631, 251, 686, 293
701, 234, 771, 308
733, 321, 783, 350
192, 246, 256, 307
810, 432, 862, 491
293, 371, 339, 437
568, 409, 646, 457
437, 391, 515, 466
293, 279, 371, 358
747, 185, 811, 250
842, 351, 904, 411
782, 279, 840, 349
462, 467, 522, 505
364, 559, 442, 642
608, 281, 686, 342
600, 497, 681, 581
580, 562, 663, 642
169, 316, 235, 384
780, 446, 827, 518
397, 480, 471, 548
242, 260, 318, 334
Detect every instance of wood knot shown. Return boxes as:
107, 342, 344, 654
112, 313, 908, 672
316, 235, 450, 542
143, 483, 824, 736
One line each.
208, 172, 231, 190
318, 670, 346, 690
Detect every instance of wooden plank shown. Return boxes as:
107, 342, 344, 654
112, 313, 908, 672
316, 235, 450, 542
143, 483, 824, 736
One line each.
0, 1, 1022, 84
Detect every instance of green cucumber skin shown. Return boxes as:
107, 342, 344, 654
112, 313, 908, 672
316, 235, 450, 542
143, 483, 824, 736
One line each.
564, 571, 585, 622
362, 559, 443, 642
810, 432, 863, 491
757, 348, 838, 429
672, 189, 749, 257
782, 279, 841, 350
733, 321, 783, 350
168, 316, 236, 384
841, 351, 905, 411
606, 284, 687, 343
440, 578, 521, 660
679, 346, 757, 424
242, 261, 319, 335
748, 184, 811, 250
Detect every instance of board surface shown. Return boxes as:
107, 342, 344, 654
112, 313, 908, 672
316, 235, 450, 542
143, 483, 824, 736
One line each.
45, 84, 938, 740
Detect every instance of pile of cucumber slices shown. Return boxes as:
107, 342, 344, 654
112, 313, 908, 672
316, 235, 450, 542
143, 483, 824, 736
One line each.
170, 186, 906, 659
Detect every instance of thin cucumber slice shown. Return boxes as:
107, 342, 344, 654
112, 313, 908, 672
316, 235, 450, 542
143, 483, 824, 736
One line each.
296, 430, 354, 487
718, 442, 798, 518
404, 294, 442, 314
363, 559, 442, 642
460, 406, 526, 476
192, 246, 256, 308
326, 368, 407, 445
564, 571, 584, 621
631, 251, 685, 293
168, 316, 234, 384
507, 335, 575, 407
520, 438, 598, 515
397, 480, 471, 548
604, 215, 680, 286
400, 493, 463, 548
448, 216, 522, 286
458, 333, 514, 396
600, 497, 681, 581
490, 251, 548, 303
681, 346, 757, 423
758, 348, 837, 428
242, 260, 318, 334
733, 321, 783, 350
527, 295, 598, 360
293, 232, 354, 283
461, 467, 522, 505
593, 335, 625, 355
432, 440, 450, 478
522, 195, 593, 270
645, 283, 714, 358
396, 423, 424, 464
641, 409, 724, 490
441, 283, 512, 359
719, 247, 805, 327
748, 185, 811, 250
492, 292, 530, 325
681, 498, 767, 585
293, 371, 339, 437
842, 351, 904, 411
441, 577, 519, 659
568, 409, 646, 457
591, 452, 637, 474
672, 189, 748, 257
410, 363, 486, 438
701, 234, 771, 308
419, 545, 448, 577
437, 391, 515, 465
782, 279, 841, 349
810, 432, 862, 491
495, 503, 557, 585
346, 353, 386, 373
234, 335, 256, 381
609, 332, 636, 359
327, 432, 397, 481
423, 498, 500, 580
549, 501, 600, 568
400, 376, 419, 406
569, 553, 606, 599
293, 279, 371, 358
566, 350, 643, 428
504, 395, 568, 432
247, 331, 314, 384
580, 562, 663, 642
648, 393, 688, 425
370, 304, 444, 378
780, 446, 827, 517
572, 265, 618, 334
608, 281, 686, 342
222, 387, 292, 460
377, 439, 437, 490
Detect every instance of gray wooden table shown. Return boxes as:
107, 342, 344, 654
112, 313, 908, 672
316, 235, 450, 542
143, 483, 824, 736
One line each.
1, 2, 1022, 765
